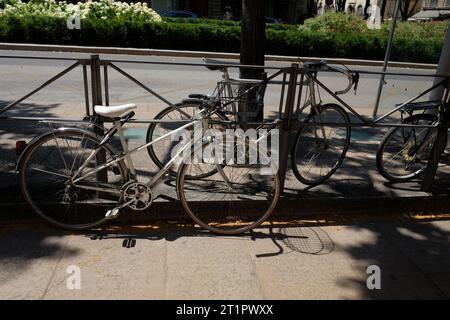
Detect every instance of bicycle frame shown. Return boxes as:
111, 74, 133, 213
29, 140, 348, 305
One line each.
296, 71, 337, 145
70, 115, 206, 195
307, 72, 450, 129
68, 106, 280, 197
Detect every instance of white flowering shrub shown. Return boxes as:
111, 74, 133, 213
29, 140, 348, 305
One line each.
0, 0, 161, 22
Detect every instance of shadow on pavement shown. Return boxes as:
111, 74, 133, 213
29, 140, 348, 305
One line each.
0, 225, 80, 286
0, 100, 60, 200
84, 222, 336, 257
336, 220, 450, 299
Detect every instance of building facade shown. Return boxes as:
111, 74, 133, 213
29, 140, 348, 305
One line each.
412, 0, 450, 19
151, 0, 309, 23
423, 0, 450, 9
318, 0, 422, 20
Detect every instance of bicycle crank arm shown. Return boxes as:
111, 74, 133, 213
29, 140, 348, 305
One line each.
105, 198, 136, 219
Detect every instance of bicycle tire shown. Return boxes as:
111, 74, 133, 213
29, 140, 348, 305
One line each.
376, 113, 438, 183
177, 139, 280, 235
291, 103, 351, 186
19, 128, 128, 230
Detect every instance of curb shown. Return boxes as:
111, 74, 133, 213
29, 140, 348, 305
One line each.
2, 194, 449, 224
0, 42, 438, 70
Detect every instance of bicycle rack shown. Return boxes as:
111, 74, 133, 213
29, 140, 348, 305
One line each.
0, 53, 449, 193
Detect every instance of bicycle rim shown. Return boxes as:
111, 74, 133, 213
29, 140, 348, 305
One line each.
178, 141, 280, 234
377, 114, 437, 182
291, 104, 350, 185
20, 129, 128, 230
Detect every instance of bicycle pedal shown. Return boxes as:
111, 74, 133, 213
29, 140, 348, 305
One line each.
105, 208, 120, 219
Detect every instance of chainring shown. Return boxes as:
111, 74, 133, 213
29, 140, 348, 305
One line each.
123, 182, 153, 211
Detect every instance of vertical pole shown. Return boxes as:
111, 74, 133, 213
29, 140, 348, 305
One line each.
104, 63, 110, 107
82, 62, 90, 117
240, 0, 265, 77
90, 55, 103, 114
420, 116, 448, 192
420, 24, 450, 191
429, 24, 450, 103
373, 0, 401, 118
90, 55, 107, 183
240, 0, 266, 124
278, 63, 299, 191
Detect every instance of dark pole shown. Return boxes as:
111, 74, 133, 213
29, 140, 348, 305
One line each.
420, 23, 450, 191
90, 55, 107, 183
240, 0, 266, 123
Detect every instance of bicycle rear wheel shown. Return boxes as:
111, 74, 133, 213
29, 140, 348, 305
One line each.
19, 128, 128, 230
177, 140, 280, 234
291, 103, 351, 186
376, 113, 438, 182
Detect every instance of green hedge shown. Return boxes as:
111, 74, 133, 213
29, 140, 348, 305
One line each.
0, 13, 447, 63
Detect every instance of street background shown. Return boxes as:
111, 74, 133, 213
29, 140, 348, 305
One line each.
0, 50, 449, 299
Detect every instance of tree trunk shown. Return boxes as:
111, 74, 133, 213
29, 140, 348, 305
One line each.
240, 0, 266, 124
400, 0, 411, 21
380, 0, 387, 22
363, 0, 371, 19
307, 0, 318, 16
336, 0, 347, 11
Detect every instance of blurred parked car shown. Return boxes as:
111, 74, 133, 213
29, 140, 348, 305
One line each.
266, 17, 283, 24
160, 10, 202, 19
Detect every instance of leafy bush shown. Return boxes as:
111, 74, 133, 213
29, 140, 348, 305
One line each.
301, 11, 370, 34
383, 19, 449, 40
0, 0, 161, 22
0, 6, 447, 63
296, 11, 446, 63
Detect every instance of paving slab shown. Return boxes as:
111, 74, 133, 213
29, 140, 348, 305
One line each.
1, 217, 450, 300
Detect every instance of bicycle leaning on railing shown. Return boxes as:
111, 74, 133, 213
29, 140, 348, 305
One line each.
376, 99, 450, 183
297, 61, 450, 185
146, 58, 359, 186
16, 100, 281, 235
291, 61, 359, 185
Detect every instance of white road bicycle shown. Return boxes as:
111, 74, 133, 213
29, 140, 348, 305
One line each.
17, 103, 281, 235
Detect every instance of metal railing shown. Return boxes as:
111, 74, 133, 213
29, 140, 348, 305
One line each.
0, 52, 449, 192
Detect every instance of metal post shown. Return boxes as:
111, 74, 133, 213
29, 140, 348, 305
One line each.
373, 0, 401, 118
104, 63, 110, 107
82, 62, 90, 117
90, 55, 107, 183
278, 63, 299, 191
90, 55, 103, 113
429, 24, 450, 102
420, 117, 448, 192
420, 24, 450, 191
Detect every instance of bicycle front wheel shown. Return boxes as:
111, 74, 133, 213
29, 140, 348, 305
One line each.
291, 103, 351, 186
177, 141, 280, 235
19, 128, 128, 230
376, 113, 437, 182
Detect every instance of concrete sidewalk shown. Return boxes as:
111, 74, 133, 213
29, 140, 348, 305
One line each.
1, 216, 450, 299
